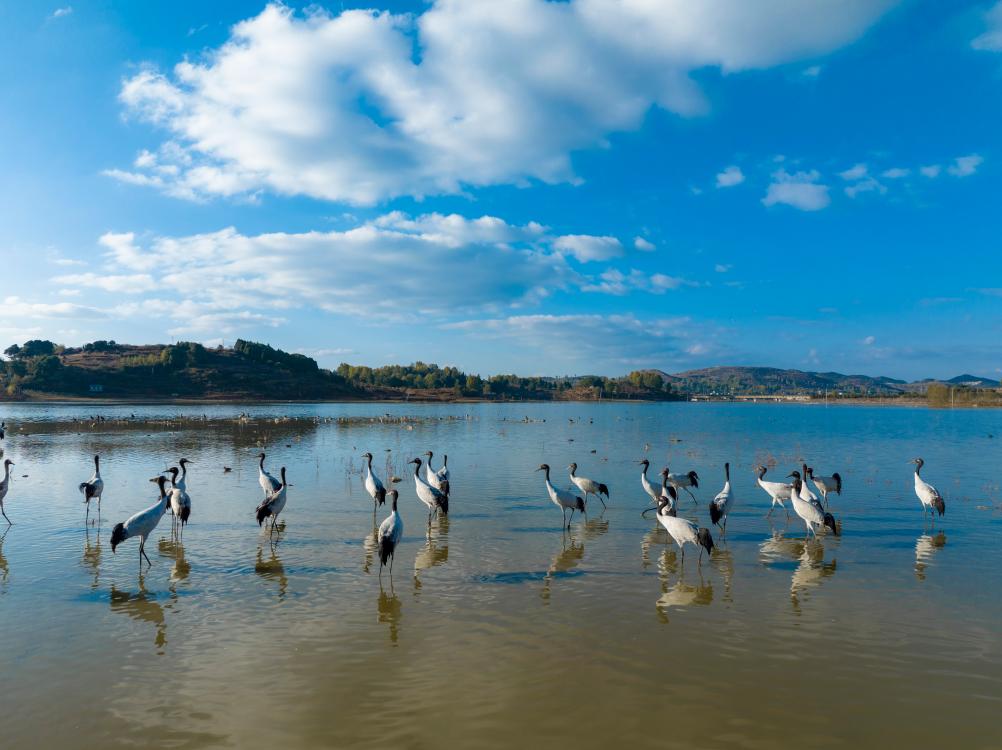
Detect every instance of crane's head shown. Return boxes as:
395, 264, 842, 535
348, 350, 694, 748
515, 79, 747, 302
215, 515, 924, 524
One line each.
4, 459, 13, 468
659, 467, 669, 478
806, 467, 814, 478
258, 452, 266, 460
909, 458, 924, 469
787, 470, 801, 480
568, 462, 577, 472
637, 459, 649, 469
409, 457, 422, 466
361, 452, 373, 460
179, 458, 192, 467
424, 450, 433, 458
536, 463, 549, 472
697, 528, 715, 555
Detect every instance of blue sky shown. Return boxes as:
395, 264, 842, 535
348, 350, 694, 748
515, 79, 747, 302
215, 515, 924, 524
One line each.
2, 1, 1000, 379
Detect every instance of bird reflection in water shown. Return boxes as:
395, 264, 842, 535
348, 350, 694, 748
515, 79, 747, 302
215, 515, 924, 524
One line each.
413, 516, 449, 589
362, 517, 378, 574
915, 531, 946, 581
655, 552, 713, 624
255, 545, 288, 599
790, 540, 837, 613
582, 512, 609, 541
541, 530, 584, 604
758, 528, 806, 565
378, 581, 402, 645
640, 524, 663, 569
709, 547, 734, 604
110, 573, 167, 652
0, 528, 9, 591
81, 525, 102, 590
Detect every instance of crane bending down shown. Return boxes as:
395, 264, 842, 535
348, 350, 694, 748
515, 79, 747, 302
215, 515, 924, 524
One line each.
568, 463, 609, 509
257, 453, 281, 496
709, 462, 733, 535
642, 494, 715, 564
362, 452, 386, 508
537, 463, 585, 530
378, 489, 403, 576
789, 476, 838, 538
0, 459, 14, 525
110, 476, 171, 567
910, 458, 945, 519
256, 466, 288, 531
79, 454, 104, 518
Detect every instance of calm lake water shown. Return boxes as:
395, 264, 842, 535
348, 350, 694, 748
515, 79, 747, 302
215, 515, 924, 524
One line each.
1, 401, 1000, 749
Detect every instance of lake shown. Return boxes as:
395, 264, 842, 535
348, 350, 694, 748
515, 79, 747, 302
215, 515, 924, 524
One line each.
1, 401, 1000, 749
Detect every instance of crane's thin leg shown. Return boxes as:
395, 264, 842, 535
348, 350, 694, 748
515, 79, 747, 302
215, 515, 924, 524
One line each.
561, 507, 567, 529
389, 554, 394, 575
596, 492, 607, 510
1, 506, 11, 525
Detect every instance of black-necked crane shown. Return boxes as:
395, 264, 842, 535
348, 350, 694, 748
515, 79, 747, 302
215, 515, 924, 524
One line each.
79, 454, 104, 519
756, 465, 792, 517
642, 494, 715, 565
257, 452, 281, 496
0, 459, 13, 525
423, 451, 450, 496
788, 469, 824, 515
175, 457, 192, 492
110, 476, 171, 567
536, 463, 585, 530
665, 465, 699, 503
709, 462, 733, 535
378, 489, 403, 576
789, 476, 838, 538
255, 466, 288, 531
362, 452, 386, 508
637, 459, 660, 504
166, 466, 191, 539
568, 462, 609, 509
808, 467, 842, 508
0, 422, 5, 440
909, 458, 945, 520
410, 457, 448, 522
657, 470, 678, 517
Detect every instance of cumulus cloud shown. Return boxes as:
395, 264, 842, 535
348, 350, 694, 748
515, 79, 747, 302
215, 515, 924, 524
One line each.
111, 1, 895, 204
881, 167, 909, 179
714, 263, 732, 273
919, 165, 941, 178
50, 7, 72, 20
838, 163, 868, 181
633, 236, 655, 252
580, 269, 696, 295
947, 154, 983, 177
844, 176, 886, 198
715, 165, 745, 188
552, 234, 623, 263
972, 1, 1002, 51
762, 169, 830, 211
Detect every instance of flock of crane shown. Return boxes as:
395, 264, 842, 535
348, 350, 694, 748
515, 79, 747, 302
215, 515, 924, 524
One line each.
0, 421, 947, 576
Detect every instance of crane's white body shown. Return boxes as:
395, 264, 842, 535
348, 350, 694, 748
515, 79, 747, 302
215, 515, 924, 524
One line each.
639, 461, 659, 503
256, 467, 288, 529
111, 479, 171, 565
79, 456, 104, 511
811, 470, 841, 506
756, 466, 792, 514
710, 463, 733, 533
363, 456, 386, 506
912, 459, 944, 517
789, 479, 836, 537
424, 453, 450, 493
0, 460, 13, 524
258, 454, 281, 496
411, 458, 446, 518
377, 491, 403, 574
569, 463, 608, 509
653, 502, 712, 562
537, 464, 584, 529
665, 467, 699, 503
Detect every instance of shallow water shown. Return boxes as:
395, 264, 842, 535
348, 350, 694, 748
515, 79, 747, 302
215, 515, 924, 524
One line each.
1, 402, 1000, 749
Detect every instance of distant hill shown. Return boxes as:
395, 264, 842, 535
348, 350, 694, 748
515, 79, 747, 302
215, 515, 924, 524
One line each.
668, 366, 906, 396
946, 374, 1000, 387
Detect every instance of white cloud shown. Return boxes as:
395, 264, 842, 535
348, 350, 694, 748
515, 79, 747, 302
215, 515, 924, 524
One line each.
863, 335, 876, 346
52, 272, 158, 294
839, 163, 868, 180
553, 234, 623, 263
919, 164, 941, 178
3, 296, 107, 319
580, 268, 696, 295
112, 1, 896, 204
972, 2, 1002, 51
714, 263, 732, 273
50, 7, 72, 20
947, 154, 983, 177
802, 65, 822, 77
633, 236, 655, 252
844, 177, 886, 198
762, 169, 830, 211
715, 165, 745, 188
881, 167, 909, 179
444, 313, 708, 370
